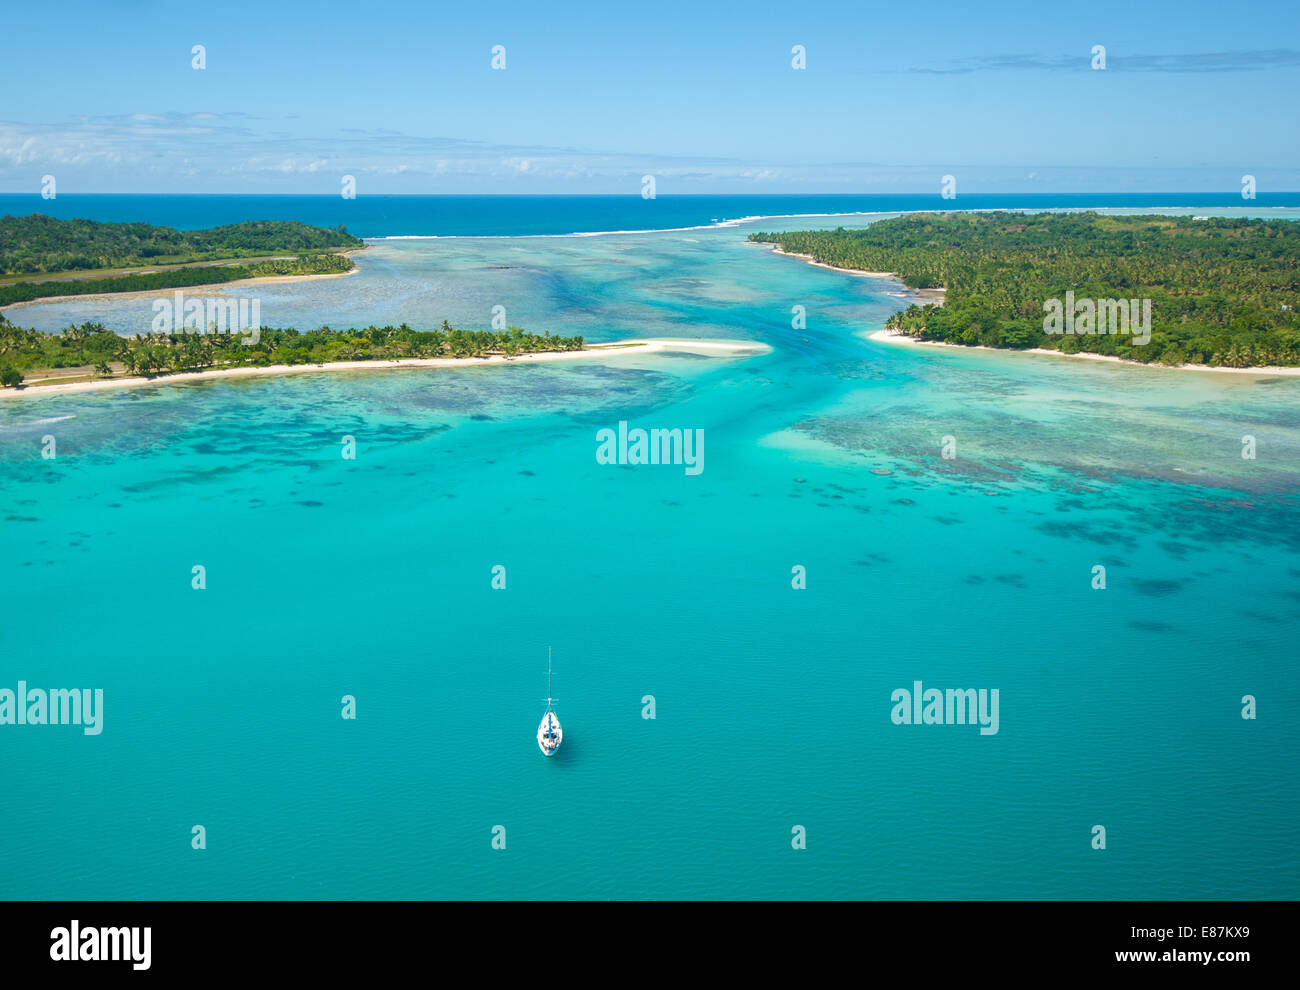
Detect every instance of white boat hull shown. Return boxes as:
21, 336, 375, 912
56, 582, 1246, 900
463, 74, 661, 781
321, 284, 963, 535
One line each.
537, 711, 562, 756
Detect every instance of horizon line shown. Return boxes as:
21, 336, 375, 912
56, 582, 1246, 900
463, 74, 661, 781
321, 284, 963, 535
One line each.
3, 191, 1300, 198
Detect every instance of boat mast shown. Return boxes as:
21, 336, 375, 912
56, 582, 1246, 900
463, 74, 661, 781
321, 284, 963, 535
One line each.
547, 647, 553, 713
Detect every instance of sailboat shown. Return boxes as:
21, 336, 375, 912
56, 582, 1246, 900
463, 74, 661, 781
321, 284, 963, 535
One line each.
537, 647, 563, 757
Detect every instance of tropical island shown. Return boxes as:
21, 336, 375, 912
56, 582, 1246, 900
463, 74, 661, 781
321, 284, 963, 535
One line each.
0, 314, 588, 390
0, 215, 363, 307
752, 212, 1300, 368
0, 314, 766, 397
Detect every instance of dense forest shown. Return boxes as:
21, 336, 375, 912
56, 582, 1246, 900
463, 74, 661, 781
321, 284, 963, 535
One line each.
0, 313, 585, 388
0, 216, 363, 275
751, 213, 1300, 367
0, 253, 355, 307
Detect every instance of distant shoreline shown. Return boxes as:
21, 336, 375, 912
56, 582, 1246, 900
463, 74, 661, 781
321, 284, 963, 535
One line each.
2, 259, 360, 313
865, 328, 1300, 378
0, 338, 770, 400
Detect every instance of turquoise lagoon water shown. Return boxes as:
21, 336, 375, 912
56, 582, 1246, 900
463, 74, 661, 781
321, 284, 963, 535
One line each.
1, 209, 1298, 899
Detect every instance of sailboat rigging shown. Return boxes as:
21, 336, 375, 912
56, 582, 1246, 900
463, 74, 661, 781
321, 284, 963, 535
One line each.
537, 647, 563, 757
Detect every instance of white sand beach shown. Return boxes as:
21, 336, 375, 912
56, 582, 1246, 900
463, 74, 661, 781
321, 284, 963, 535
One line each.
0, 338, 770, 399
866, 328, 1300, 377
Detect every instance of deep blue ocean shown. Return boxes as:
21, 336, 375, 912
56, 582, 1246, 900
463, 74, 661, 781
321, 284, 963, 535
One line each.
1, 196, 1297, 899
4, 192, 1300, 237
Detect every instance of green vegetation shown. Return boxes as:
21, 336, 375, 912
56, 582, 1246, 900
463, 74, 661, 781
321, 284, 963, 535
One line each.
0, 215, 364, 307
0, 312, 585, 387
0, 214, 592, 390
0, 253, 355, 307
1, 216, 362, 275
752, 213, 1300, 367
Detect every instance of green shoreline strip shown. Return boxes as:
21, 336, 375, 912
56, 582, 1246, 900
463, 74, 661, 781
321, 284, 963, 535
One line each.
0, 317, 586, 388
1, 215, 363, 275
0, 253, 355, 307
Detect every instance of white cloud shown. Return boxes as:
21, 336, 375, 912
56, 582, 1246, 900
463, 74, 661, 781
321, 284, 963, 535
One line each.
2, 112, 1296, 193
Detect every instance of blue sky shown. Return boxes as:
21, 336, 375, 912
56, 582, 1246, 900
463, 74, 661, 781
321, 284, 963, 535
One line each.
2, 0, 1297, 193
